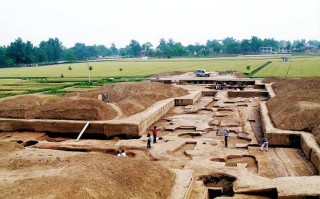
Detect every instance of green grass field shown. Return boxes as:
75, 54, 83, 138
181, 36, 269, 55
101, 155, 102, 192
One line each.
0, 57, 271, 78
252, 56, 320, 77
0, 55, 319, 98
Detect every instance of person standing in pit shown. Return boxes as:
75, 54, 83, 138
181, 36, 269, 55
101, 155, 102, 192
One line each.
152, 126, 158, 143
260, 137, 269, 151
147, 133, 151, 149
224, 129, 229, 147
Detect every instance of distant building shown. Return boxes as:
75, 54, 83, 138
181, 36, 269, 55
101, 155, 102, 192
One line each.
278, 46, 290, 54
259, 47, 273, 54
140, 49, 148, 60
305, 45, 318, 53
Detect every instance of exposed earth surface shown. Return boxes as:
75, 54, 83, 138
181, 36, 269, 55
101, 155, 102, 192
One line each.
0, 73, 319, 199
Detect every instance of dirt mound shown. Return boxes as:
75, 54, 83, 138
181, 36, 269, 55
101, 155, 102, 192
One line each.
0, 82, 188, 120
68, 82, 189, 116
266, 77, 320, 144
0, 141, 24, 154
149, 71, 187, 78
234, 72, 246, 78
0, 145, 175, 199
33, 97, 118, 120
0, 95, 117, 120
0, 95, 43, 118
262, 77, 287, 83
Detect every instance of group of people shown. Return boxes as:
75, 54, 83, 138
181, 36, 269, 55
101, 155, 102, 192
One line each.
117, 150, 126, 157
145, 126, 269, 151
224, 128, 268, 151
147, 126, 159, 149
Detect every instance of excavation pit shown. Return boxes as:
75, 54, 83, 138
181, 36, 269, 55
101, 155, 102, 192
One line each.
1, 76, 320, 198
199, 173, 237, 197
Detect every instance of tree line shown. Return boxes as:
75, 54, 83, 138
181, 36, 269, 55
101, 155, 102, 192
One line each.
0, 36, 319, 68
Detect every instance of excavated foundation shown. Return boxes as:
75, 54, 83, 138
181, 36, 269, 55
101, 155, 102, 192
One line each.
1, 77, 320, 199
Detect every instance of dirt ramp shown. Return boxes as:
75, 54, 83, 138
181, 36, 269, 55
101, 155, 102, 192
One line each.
266, 77, 320, 144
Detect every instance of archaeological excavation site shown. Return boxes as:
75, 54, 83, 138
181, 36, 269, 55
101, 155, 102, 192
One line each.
0, 72, 320, 199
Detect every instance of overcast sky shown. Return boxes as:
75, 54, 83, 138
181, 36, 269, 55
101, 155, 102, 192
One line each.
0, 0, 319, 48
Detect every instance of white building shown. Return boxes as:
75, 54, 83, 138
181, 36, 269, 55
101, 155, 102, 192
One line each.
259, 47, 273, 54
278, 46, 290, 54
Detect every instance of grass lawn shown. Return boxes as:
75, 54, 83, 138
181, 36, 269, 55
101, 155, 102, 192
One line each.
0, 57, 272, 78
252, 56, 320, 77
1, 55, 319, 98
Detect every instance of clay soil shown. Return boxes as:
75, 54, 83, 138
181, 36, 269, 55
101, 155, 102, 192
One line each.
0, 82, 188, 120
265, 77, 320, 144
0, 141, 175, 199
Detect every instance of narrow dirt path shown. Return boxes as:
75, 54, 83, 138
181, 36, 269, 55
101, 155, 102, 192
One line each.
108, 103, 124, 119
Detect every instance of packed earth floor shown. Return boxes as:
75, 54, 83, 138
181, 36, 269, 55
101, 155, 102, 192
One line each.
0, 73, 319, 199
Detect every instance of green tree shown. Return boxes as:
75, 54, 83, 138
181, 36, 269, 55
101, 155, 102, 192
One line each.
0, 46, 6, 67
38, 38, 63, 63
110, 43, 118, 55
262, 38, 279, 50
285, 41, 292, 50
223, 37, 241, 54
25, 41, 37, 64
307, 40, 320, 49
172, 42, 187, 57
250, 36, 263, 53
206, 40, 222, 54
65, 50, 76, 63
187, 43, 206, 56
142, 42, 153, 56
87, 63, 93, 82
240, 39, 251, 54
128, 39, 142, 57
73, 43, 88, 60
292, 40, 306, 52
6, 38, 27, 65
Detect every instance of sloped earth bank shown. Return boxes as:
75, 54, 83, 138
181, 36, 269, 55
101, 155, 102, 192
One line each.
0, 141, 175, 199
0, 82, 188, 120
265, 77, 320, 145
66, 81, 188, 117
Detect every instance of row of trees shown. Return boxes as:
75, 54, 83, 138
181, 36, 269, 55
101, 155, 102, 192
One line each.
1, 36, 320, 67
0, 38, 63, 67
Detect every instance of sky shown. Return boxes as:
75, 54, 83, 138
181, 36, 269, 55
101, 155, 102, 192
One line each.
0, 0, 319, 48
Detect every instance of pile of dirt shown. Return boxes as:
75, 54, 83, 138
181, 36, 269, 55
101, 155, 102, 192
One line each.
0, 141, 24, 154
0, 96, 117, 120
266, 77, 320, 144
0, 142, 175, 199
0, 95, 43, 118
33, 97, 118, 120
0, 82, 188, 120
234, 72, 246, 78
67, 82, 189, 116
262, 77, 287, 83
149, 71, 187, 78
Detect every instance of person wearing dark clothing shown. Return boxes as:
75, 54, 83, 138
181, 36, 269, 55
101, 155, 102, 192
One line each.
147, 133, 151, 149
224, 129, 229, 147
260, 137, 269, 151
